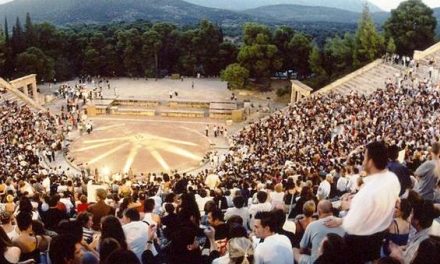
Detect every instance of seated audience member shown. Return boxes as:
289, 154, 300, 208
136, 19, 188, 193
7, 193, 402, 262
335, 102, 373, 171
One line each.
410, 237, 440, 264
253, 211, 293, 264
224, 196, 250, 231
32, 220, 52, 263
168, 225, 218, 264
249, 191, 272, 227
121, 208, 151, 262
0, 226, 21, 264
413, 142, 440, 201
77, 195, 89, 213
389, 200, 440, 263
104, 249, 140, 264
13, 211, 43, 263
57, 220, 99, 263
213, 236, 254, 264
99, 238, 121, 264
0, 211, 19, 241
43, 195, 69, 232
142, 198, 161, 227
49, 234, 84, 264
161, 203, 178, 239
294, 200, 345, 264
272, 209, 295, 247
208, 208, 229, 240
382, 199, 412, 256
314, 233, 349, 264
77, 212, 95, 244
292, 200, 316, 248
100, 216, 128, 250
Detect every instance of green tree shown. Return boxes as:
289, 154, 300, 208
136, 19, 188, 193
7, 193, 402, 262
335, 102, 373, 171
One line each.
142, 30, 162, 78
221, 63, 249, 89
24, 13, 36, 48
272, 26, 295, 76
16, 47, 54, 80
353, 4, 384, 65
384, 0, 437, 55
116, 28, 144, 76
4, 17, 9, 43
386, 37, 396, 54
324, 33, 355, 74
0, 30, 5, 75
11, 17, 26, 54
307, 45, 331, 88
289, 32, 312, 78
238, 23, 282, 84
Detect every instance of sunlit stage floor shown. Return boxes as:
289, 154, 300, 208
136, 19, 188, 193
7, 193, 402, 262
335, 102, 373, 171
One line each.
69, 116, 221, 175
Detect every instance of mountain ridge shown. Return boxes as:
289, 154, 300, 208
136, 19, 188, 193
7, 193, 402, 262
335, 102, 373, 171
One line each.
242, 4, 390, 24
182, 0, 383, 12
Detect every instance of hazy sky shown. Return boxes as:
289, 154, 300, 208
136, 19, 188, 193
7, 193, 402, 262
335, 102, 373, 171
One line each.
0, 0, 439, 11
369, 0, 440, 11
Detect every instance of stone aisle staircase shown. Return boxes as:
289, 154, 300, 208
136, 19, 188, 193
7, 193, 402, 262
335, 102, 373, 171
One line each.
316, 60, 402, 96
0, 77, 44, 111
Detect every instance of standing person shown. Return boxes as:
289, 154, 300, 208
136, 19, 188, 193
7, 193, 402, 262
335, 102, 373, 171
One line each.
205, 124, 209, 137
325, 142, 400, 263
88, 189, 115, 231
253, 211, 293, 264
387, 145, 412, 196
414, 142, 440, 200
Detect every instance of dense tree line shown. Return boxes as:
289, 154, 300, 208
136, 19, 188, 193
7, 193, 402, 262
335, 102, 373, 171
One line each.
0, 16, 238, 82
0, 0, 437, 91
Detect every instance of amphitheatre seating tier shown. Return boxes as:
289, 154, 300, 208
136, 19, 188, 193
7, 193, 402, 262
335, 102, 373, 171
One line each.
208, 102, 239, 119
0, 89, 28, 107
168, 100, 210, 109
317, 61, 401, 96
159, 108, 206, 118
0, 77, 43, 111
114, 99, 160, 108
112, 106, 156, 116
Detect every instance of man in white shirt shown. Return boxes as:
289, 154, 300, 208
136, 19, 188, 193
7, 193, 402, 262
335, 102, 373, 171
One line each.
249, 191, 272, 228
253, 211, 294, 264
122, 208, 153, 262
317, 175, 332, 200
224, 195, 250, 230
325, 141, 400, 263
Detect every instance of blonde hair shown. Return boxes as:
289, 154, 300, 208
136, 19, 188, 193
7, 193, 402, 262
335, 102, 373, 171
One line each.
228, 237, 254, 264
303, 200, 316, 217
274, 183, 283, 193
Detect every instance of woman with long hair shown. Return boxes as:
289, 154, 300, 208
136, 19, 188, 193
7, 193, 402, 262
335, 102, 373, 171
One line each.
382, 199, 412, 256
100, 215, 128, 250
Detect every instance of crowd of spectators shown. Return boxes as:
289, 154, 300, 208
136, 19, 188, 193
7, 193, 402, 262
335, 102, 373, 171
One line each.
0, 56, 440, 264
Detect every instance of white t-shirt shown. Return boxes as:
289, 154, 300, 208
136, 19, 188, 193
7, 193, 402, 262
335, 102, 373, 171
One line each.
123, 221, 151, 262
254, 234, 293, 264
